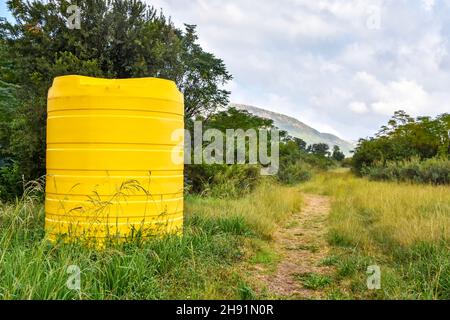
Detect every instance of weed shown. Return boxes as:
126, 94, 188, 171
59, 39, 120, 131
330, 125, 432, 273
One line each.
296, 273, 332, 290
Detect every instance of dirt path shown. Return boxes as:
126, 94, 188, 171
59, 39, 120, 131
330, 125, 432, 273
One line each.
253, 193, 333, 299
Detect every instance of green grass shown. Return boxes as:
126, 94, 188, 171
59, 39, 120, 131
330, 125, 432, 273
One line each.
8, 169, 447, 299
295, 273, 332, 290
0, 181, 302, 299
319, 255, 339, 267
249, 241, 279, 266
301, 171, 450, 299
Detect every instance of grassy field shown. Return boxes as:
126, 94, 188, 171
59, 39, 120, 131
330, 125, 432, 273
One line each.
1, 170, 449, 300
301, 171, 450, 299
0, 180, 301, 299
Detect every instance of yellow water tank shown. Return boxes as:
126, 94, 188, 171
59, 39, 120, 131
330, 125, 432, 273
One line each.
45, 75, 184, 242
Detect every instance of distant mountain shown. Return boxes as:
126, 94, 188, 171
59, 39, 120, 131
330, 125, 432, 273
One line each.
232, 103, 355, 156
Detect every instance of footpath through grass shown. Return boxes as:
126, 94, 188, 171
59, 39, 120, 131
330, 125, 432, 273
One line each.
0, 181, 302, 299
301, 171, 450, 299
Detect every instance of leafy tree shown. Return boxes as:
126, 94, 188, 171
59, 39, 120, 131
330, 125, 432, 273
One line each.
308, 143, 330, 157
180, 24, 232, 119
203, 107, 274, 131
352, 110, 450, 174
293, 137, 307, 151
331, 145, 345, 161
185, 108, 275, 196
0, 40, 19, 162
0, 0, 231, 186
281, 134, 307, 151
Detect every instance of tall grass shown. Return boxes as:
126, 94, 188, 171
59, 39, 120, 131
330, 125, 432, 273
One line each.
186, 180, 302, 239
185, 164, 261, 198
301, 172, 450, 299
0, 179, 301, 299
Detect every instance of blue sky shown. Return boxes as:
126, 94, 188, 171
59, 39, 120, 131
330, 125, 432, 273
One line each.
2, 1, 450, 141
0, 0, 12, 21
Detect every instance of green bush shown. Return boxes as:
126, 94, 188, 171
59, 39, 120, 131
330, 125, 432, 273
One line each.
303, 154, 337, 170
362, 157, 450, 185
185, 164, 261, 198
277, 161, 312, 185
0, 162, 23, 202
352, 111, 449, 175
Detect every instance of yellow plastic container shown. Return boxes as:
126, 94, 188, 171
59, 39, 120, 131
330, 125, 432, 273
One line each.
45, 75, 184, 242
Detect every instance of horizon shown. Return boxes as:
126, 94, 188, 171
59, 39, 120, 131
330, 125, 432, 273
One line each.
2, 0, 450, 141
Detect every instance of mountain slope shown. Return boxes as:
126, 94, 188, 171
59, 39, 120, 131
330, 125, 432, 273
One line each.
232, 103, 354, 155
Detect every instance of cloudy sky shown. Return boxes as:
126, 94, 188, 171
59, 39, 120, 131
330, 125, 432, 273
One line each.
1, 1, 449, 141
148, 0, 450, 141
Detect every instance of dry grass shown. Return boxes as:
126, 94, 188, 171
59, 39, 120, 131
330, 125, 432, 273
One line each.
186, 180, 303, 240
301, 171, 450, 299
302, 172, 450, 250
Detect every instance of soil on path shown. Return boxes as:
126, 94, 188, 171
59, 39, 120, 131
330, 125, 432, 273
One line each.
252, 193, 333, 299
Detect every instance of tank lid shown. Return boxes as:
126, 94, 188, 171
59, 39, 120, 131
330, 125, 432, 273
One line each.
49, 75, 183, 104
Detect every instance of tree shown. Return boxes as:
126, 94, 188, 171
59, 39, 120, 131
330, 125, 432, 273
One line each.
308, 143, 330, 157
352, 110, 450, 174
179, 24, 232, 119
0, 40, 19, 162
293, 137, 308, 151
204, 107, 274, 132
331, 145, 345, 161
185, 107, 275, 195
0, 0, 231, 183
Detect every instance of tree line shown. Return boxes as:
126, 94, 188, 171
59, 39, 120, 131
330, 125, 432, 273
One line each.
0, 0, 233, 199
0, 0, 347, 201
352, 110, 450, 184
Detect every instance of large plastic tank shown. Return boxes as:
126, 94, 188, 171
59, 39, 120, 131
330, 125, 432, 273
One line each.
45, 75, 184, 242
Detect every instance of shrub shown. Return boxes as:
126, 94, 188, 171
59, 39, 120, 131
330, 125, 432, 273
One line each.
185, 164, 261, 198
352, 111, 450, 175
277, 161, 312, 185
303, 154, 337, 170
0, 162, 23, 201
362, 157, 450, 185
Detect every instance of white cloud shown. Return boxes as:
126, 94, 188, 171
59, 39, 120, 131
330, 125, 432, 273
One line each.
349, 102, 369, 114
371, 80, 429, 116
353, 71, 449, 116
422, 0, 435, 11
